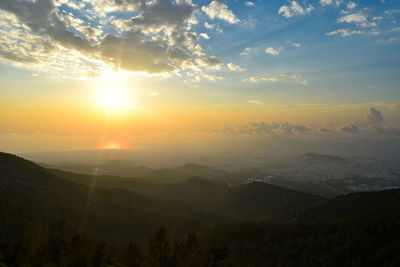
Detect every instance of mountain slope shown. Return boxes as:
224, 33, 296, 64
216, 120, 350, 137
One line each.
0, 152, 229, 245
223, 182, 326, 221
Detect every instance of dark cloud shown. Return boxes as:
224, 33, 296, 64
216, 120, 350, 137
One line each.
0, 0, 91, 52
101, 0, 147, 11
129, 0, 194, 31
100, 34, 190, 73
0, 0, 220, 74
365, 107, 383, 126
196, 56, 223, 69
340, 124, 359, 133
219, 122, 311, 135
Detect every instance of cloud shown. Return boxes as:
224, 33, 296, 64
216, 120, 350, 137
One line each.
218, 121, 311, 135
346, 1, 356, 9
84, 0, 147, 12
338, 13, 377, 27
201, 74, 224, 81
204, 22, 214, 29
248, 100, 263, 105
245, 1, 255, 7
244, 73, 307, 85
195, 56, 223, 69
293, 43, 302, 47
326, 28, 364, 37
0, 0, 91, 52
373, 16, 383, 21
265, 47, 280, 55
278, 1, 314, 18
227, 63, 246, 72
199, 33, 210, 39
295, 80, 309, 86
121, 0, 195, 33
320, 0, 333, 5
365, 107, 383, 126
240, 47, 252, 56
340, 123, 359, 133
245, 75, 280, 82
201, 1, 240, 24
0, 0, 229, 76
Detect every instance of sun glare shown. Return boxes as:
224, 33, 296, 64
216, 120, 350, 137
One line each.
102, 140, 122, 150
99, 86, 126, 111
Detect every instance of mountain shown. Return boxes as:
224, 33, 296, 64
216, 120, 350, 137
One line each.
301, 152, 347, 162
49, 168, 228, 208
48, 166, 325, 220
173, 163, 227, 180
40, 160, 154, 177
1, 152, 326, 241
43, 160, 228, 184
142, 163, 227, 183
223, 182, 326, 221
203, 188, 400, 266
0, 152, 229, 246
2, 152, 400, 266
295, 188, 400, 223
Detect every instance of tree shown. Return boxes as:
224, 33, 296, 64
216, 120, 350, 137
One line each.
148, 228, 172, 267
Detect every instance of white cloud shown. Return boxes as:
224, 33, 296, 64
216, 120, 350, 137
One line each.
248, 100, 264, 105
278, 1, 314, 18
201, 1, 240, 24
199, 33, 210, 39
244, 73, 308, 85
240, 47, 252, 56
320, 0, 333, 5
293, 42, 302, 47
346, 1, 356, 9
202, 73, 224, 81
227, 63, 246, 72
326, 28, 364, 37
245, 75, 280, 82
265, 47, 280, 55
338, 13, 377, 27
204, 22, 214, 29
245, 1, 255, 7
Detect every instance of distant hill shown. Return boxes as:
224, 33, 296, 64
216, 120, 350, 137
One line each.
203, 188, 400, 266
301, 152, 347, 162
40, 160, 154, 177
43, 160, 228, 183
223, 182, 326, 221
295, 188, 400, 223
0, 152, 229, 246
173, 163, 227, 180
0, 152, 327, 240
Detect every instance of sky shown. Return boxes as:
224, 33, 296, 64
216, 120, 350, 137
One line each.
0, 0, 400, 154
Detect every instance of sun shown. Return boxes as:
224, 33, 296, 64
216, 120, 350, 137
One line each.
101, 140, 123, 150
99, 86, 126, 111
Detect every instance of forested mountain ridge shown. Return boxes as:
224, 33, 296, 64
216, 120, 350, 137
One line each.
1, 152, 400, 266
